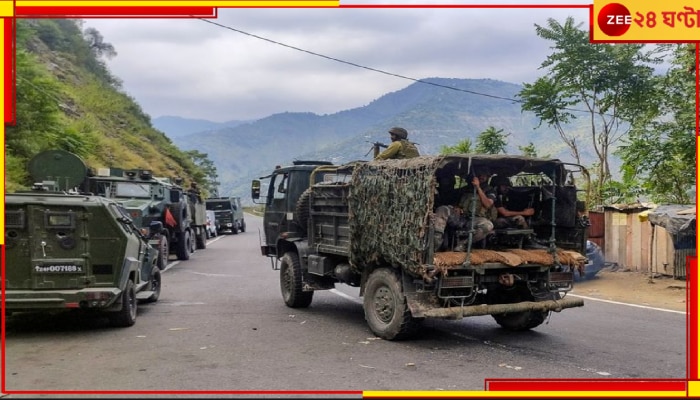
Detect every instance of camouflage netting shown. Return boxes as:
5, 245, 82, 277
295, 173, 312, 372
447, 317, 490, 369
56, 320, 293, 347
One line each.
348, 156, 444, 277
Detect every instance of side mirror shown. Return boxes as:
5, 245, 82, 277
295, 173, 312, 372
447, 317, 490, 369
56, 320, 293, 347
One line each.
251, 180, 261, 200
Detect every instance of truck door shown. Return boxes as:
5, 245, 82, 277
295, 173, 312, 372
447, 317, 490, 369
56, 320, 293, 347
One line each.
263, 172, 290, 250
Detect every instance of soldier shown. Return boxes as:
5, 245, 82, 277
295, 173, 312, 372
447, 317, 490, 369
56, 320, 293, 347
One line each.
433, 169, 496, 251
490, 175, 533, 230
375, 127, 420, 160
490, 174, 546, 249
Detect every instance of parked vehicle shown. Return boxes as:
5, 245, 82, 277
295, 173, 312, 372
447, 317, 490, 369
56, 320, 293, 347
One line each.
5, 151, 162, 327
253, 156, 590, 340
205, 197, 246, 234
31, 150, 208, 269
205, 210, 219, 238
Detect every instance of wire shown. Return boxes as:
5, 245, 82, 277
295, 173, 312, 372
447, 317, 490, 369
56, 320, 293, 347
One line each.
197, 17, 526, 105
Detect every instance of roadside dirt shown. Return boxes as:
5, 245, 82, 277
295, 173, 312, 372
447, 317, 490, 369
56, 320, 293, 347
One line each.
570, 268, 688, 312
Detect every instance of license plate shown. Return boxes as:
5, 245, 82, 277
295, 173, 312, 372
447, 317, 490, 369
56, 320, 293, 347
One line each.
34, 264, 84, 273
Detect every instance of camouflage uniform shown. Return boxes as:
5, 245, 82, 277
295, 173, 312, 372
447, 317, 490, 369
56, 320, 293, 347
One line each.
433, 185, 496, 251
375, 140, 420, 160
375, 127, 420, 160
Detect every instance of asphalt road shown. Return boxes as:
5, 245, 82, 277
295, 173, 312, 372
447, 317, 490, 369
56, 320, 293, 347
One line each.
3, 214, 687, 395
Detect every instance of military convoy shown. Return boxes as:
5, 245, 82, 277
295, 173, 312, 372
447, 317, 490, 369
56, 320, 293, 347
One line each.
252, 155, 590, 340
4, 150, 163, 327
19, 149, 208, 269
82, 164, 208, 268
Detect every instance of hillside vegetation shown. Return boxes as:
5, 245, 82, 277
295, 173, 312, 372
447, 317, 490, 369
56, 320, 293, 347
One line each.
6, 19, 206, 192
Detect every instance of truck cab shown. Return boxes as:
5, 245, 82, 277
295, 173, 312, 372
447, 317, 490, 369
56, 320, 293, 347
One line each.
252, 160, 333, 259
205, 196, 247, 235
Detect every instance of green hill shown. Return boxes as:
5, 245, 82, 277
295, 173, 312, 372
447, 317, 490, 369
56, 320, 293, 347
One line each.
6, 19, 206, 192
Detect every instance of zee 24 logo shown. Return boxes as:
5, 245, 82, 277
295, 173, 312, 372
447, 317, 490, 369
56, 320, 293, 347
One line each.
597, 2, 700, 37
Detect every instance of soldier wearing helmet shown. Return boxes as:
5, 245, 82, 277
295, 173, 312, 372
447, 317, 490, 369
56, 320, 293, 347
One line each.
375, 127, 420, 160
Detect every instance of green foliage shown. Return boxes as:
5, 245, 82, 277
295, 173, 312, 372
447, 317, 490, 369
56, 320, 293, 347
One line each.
519, 17, 661, 206
475, 126, 508, 154
440, 138, 472, 154
184, 150, 220, 197
518, 142, 542, 157
6, 18, 207, 192
616, 44, 695, 205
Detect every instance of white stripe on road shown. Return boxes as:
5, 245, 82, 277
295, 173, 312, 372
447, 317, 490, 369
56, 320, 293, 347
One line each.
330, 288, 362, 304
568, 294, 686, 314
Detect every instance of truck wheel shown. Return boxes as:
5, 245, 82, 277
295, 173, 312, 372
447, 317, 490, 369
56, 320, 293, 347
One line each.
143, 268, 161, 303
189, 229, 196, 253
231, 224, 239, 234
156, 234, 169, 270
492, 291, 557, 331
176, 230, 191, 260
240, 220, 246, 233
195, 227, 207, 250
295, 188, 311, 233
280, 252, 313, 308
108, 280, 137, 327
363, 268, 417, 340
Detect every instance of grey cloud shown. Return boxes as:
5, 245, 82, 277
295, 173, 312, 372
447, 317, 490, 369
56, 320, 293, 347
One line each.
87, 6, 589, 121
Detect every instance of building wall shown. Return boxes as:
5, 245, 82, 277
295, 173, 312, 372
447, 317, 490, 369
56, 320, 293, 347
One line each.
601, 209, 682, 276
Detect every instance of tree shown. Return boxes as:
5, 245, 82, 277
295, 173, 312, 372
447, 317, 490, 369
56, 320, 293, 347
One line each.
439, 138, 473, 154
83, 27, 117, 59
518, 17, 661, 207
615, 44, 696, 204
185, 150, 220, 197
475, 126, 509, 154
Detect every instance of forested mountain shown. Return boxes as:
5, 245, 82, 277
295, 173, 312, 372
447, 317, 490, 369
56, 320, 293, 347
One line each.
167, 78, 592, 202
6, 19, 207, 192
7, 18, 693, 207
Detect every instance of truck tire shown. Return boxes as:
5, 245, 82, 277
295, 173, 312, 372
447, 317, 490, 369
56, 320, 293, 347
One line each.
195, 226, 207, 250
280, 251, 313, 308
231, 224, 239, 235
108, 280, 137, 327
156, 233, 169, 270
240, 220, 246, 233
363, 268, 417, 340
176, 230, 192, 260
295, 188, 312, 233
144, 268, 161, 303
491, 290, 558, 331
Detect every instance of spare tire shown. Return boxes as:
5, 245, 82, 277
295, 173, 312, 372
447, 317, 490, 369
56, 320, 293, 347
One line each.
295, 188, 312, 234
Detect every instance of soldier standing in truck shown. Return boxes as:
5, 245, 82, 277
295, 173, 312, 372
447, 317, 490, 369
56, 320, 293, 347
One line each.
374, 127, 420, 160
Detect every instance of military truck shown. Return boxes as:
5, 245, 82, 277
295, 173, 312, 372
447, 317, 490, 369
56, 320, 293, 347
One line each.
252, 156, 589, 340
205, 196, 246, 234
4, 150, 163, 327
33, 150, 208, 268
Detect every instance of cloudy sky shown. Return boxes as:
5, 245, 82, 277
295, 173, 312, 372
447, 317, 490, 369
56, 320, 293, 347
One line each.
86, 1, 591, 122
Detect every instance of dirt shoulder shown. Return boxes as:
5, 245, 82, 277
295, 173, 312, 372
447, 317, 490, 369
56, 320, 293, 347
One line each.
570, 268, 688, 312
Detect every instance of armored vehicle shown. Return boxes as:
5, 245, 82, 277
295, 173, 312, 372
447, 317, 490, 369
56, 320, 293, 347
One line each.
205, 197, 246, 234
4, 150, 162, 327
33, 150, 208, 268
253, 156, 589, 340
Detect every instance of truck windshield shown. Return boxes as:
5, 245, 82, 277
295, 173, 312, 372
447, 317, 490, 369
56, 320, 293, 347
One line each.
206, 201, 230, 211
115, 182, 151, 198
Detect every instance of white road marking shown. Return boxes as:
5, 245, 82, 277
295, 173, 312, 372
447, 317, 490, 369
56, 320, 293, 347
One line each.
568, 294, 686, 314
330, 288, 362, 304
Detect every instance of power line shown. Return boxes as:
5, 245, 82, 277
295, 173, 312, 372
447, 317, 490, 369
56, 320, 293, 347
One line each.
197, 17, 524, 105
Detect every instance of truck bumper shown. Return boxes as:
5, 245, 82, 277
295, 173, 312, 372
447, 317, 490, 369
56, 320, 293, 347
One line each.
5, 288, 121, 311
408, 296, 584, 319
